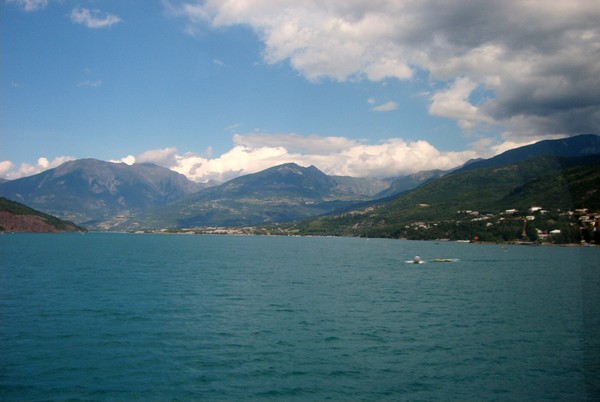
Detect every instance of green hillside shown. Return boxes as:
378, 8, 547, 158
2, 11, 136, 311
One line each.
0, 197, 87, 232
294, 155, 600, 243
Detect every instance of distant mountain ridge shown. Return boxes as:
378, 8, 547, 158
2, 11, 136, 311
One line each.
0, 159, 203, 228
454, 134, 600, 174
1, 134, 598, 230
122, 163, 381, 229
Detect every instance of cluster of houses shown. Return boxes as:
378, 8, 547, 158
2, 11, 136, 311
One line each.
141, 205, 600, 242
455, 206, 600, 242
146, 226, 272, 236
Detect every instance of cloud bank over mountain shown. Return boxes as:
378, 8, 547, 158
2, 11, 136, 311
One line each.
117, 134, 479, 183
1, 131, 539, 182
0, 156, 76, 181
0, 131, 545, 182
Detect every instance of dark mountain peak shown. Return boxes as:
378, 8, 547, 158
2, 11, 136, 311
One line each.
0, 158, 202, 228
58, 157, 118, 169
266, 162, 324, 176
42, 158, 198, 190
215, 162, 332, 195
501, 134, 600, 159
140, 162, 375, 229
266, 162, 306, 176
455, 134, 600, 174
48, 158, 131, 181
273, 162, 303, 170
305, 164, 328, 175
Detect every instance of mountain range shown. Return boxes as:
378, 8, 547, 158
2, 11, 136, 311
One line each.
1, 134, 599, 231
120, 163, 390, 230
0, 159, 203, 229
0, 159, 391, 230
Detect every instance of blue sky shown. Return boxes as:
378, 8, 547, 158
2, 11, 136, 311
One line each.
2, 1, 599, 182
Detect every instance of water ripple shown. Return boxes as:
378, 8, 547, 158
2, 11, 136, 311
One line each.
1, 234, 596, 400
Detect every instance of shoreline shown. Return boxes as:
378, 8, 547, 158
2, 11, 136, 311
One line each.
20, 229, 596, 248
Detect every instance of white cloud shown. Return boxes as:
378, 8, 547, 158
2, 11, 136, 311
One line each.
116, 134, 481, 182
0, 161, 16, 178
136, 147, 179, 166
0, 156, 76, 180
108, 155, 136, 165
70, 7, 122, 29
120, 155, 136, 165
1, 132, 543, 182
429, 77, 492, 130
233, 133, 359, 154
37, 157, 49, 168
167, 0, 600, 141
6, 0, 48, 12
372, 101, 398, 112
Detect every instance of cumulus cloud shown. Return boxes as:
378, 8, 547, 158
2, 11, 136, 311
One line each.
119, 155, 136, 165
6, 0, 48, 12
136, 147, 179, 166
2, 132, 543, 182
233, 133, 359, 154
167, 0, 600, 141
0, 156, 76, 180
111, 134, 482, 182
429, 77, 492, 130
0, 161, 16, 178
71, 7, 122, 29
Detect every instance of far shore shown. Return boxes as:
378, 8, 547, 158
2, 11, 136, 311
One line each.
59, 229, 599, 248
5, 229, 598, 248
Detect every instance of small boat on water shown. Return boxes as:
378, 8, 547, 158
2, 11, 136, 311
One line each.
404, 256, 458, 265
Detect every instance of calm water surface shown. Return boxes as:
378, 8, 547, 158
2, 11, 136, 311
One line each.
1, 233, 599, 401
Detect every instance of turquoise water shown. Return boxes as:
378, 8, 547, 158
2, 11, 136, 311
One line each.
1, 233, 599, 401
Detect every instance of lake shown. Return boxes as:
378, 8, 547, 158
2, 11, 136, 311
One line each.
1, 233, 599, 400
